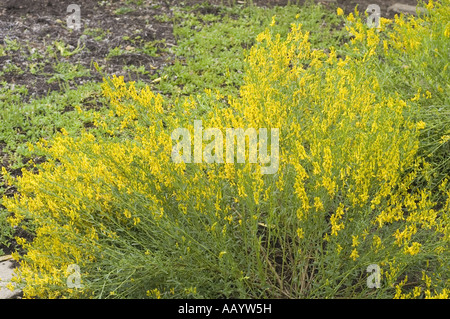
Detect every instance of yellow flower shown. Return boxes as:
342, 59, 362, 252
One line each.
270, 15, 276, 27
350, 248, 359, 261
6, 282, 16, 292
411, 90, 421, 101
445, 23, 450, 38
380, 17, 392, 26
404, 242, 421, 256
351, 235, 359, 247
330, 203, 345, 236
15, 236, 27, 246
337, 8, 344, 16
224, 214, 233, 224
296, 227, 304, 239
146, 288, 161, 299
347, 13, 355, 22
123, 209, 131, 219
372, 235, 382, 251
413, 286, 422, 298
416, 121, 426, 130
313, 197, 324, 212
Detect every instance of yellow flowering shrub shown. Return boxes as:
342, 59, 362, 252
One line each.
2, 1, 449, 298
344, 0, 450, 192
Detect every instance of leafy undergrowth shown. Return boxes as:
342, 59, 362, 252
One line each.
1, 1, 449, 299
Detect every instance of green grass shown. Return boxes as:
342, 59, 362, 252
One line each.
114, 7, 135, 15
47, 62, 91, 85
155, 2, 347, 99
83, 27, 109, 41
3, 37, 21, 52
0, 82, 105, 168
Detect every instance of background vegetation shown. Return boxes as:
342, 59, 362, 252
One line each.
1, 0, 449, 299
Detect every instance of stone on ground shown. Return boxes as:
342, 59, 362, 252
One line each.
387, 3, 427, 15
0, 256, 21, 299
